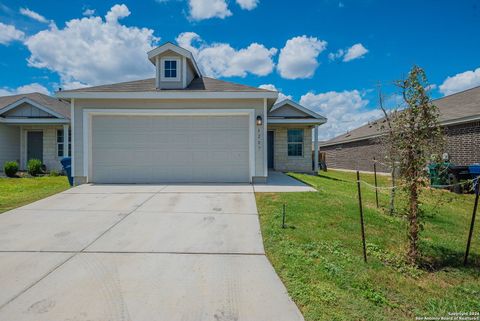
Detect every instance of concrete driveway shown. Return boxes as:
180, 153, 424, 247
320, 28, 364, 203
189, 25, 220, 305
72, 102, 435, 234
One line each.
0, 184, 304, 321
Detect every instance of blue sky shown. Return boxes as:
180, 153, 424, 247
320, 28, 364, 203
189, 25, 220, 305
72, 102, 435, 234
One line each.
1, 0, 479, 140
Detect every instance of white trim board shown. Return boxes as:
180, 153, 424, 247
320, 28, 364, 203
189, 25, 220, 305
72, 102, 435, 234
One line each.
56, 91, 277, 100
82, 108, 256, 183
0, 118, 69, 124
160, 56, 181, 82
70, 99, 75, 175
263, 98, 268, 177
267, 118, 327, 125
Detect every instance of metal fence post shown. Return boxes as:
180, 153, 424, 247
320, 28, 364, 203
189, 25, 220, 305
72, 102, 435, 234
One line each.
357, 170, 368, 263
373, 157, 379, 208
464, 182, 479, 266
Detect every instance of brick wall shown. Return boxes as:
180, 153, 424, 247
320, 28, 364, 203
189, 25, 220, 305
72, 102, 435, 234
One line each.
321, 138, 390, 173
444, 121, 480, 165
321, 121, 480, 172
269, 125, 313, 173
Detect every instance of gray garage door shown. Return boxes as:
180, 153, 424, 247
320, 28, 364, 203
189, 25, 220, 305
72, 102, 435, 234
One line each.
91, 115, 250, 183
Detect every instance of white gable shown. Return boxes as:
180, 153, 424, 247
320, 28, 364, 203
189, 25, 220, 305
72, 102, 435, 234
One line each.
2, 102, 53, 118
268, 99, 325, 120
0, 98, 65, 119
268, 105, 312, 118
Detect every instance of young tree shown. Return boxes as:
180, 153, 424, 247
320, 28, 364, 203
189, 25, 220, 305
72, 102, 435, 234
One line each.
390, 66, 444, 264
376, 83, 399, 216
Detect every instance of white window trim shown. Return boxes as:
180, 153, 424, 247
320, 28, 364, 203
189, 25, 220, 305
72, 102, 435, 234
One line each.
82, 109, 256, 183
56, 128, 71, 158
287, 128, 304, 157
160, 57, 181, 82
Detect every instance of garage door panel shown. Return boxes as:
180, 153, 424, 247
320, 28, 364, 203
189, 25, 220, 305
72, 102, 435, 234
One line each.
91, 114, 250, 183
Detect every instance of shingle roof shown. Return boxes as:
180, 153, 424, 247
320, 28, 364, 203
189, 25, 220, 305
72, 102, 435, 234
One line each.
321, 85, 480, 146
58, 77, 272, 93
0, 92, 70, 119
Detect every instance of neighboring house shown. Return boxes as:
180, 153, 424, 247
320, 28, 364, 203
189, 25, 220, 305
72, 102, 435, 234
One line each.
0, 93, 71, 172
320, 86, 480, 172
55, 42, 326, 185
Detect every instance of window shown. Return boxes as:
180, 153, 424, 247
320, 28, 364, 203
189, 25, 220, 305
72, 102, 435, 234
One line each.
287, 129, 304, 157
163, 59, 178, 79
57, 129, 71, 157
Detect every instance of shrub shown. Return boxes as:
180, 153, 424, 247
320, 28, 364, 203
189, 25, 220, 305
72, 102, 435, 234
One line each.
27, 159, 43, 176
3, 161, 19, 177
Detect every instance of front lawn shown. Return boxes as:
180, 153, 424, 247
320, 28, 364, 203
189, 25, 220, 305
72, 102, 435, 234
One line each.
256, 170, 480, 321
0, 176, 70, 213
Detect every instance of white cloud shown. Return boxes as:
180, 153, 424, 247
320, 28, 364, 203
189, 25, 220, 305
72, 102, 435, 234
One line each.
277, 35, 327, 79
188, 0, 232, 20
19, 7, 49, 23
328, 49, 344, 61
0, 83, 50, 96
24, 4, 159, 88
105, 4, 130, 23
343, 43, 368, 62
176, 31, 201, 55
300, 89, 381, 141
176, 32, 277, 78
82, 8, 95, 16
259, 84, 292, 102
439, 67, 480, 96
236, 0, 259, 10
329, 43, 369, 62
0, 22, 25, 44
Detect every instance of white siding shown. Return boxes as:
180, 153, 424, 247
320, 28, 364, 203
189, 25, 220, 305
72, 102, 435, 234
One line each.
73, 99, 267, 182
0, 124, 20, 170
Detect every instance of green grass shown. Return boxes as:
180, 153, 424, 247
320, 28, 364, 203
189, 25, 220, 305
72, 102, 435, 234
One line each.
0, 176, 70, 213
256, 170, 480, 321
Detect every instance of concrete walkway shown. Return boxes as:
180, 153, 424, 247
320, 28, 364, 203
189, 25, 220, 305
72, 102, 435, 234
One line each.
254, 171, 316, 192
0, 184, 304, 321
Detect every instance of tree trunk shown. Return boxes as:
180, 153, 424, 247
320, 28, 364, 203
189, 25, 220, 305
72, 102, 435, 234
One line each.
407, 179, 420, 264
389, 161, 396, 216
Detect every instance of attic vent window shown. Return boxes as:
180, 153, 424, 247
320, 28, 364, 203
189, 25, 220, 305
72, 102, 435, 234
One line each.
161, 57, 180, 81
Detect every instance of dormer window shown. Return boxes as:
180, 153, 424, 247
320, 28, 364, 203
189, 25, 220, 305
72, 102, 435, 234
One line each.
161, 57, 180, 81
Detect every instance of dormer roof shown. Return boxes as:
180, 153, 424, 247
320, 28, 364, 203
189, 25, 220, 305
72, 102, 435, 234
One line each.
147, 42, 202, 78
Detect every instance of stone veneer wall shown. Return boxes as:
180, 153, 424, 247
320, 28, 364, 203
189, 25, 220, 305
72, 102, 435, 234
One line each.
321, 121, 480, 173
268, 125, 313, 173
20, 125, 64, 172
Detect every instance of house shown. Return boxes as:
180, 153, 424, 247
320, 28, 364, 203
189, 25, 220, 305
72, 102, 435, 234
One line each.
55, 42, 326, 185
0, 93, 70, 172
320, 86, 480, 172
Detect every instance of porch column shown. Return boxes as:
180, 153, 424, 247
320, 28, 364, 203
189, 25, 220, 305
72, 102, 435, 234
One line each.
155, 56, 160, 88
63, 124, 69, 157
314, 125, 319, 172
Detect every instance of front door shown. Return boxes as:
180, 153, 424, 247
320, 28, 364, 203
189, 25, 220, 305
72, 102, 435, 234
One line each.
267, 131, 274, 169
27, 131, 43, 162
